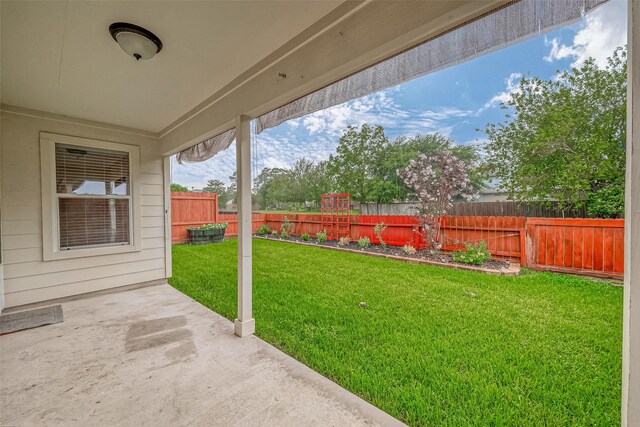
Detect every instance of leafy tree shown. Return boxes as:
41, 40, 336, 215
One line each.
306, 160, 333, 206
203, 179, 232, 207
253, 167, 290, 209
289, 158, 316, 205
328, 124, 389, 202
170, 183, 190, 192
398, 152, 475, 249
483, 47, 627, 218
253, 159, 332, 210
375, 133, 483, 202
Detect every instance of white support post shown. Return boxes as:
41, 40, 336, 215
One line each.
163, 156, 172, 279
623, 1, 640, 425
234, 114, 255, 337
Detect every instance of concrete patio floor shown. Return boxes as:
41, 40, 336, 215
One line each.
0, 284, 403, 426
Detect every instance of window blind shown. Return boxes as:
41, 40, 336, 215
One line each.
55, 144, 131, 250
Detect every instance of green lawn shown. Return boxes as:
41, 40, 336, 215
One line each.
169, 239, 623, 426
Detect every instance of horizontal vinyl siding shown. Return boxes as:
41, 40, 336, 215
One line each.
5, 269, 166, 307
2, 220, 41, 236
3, 247, 165, 278
4, 258, 166, 293
1, 112, 168, 307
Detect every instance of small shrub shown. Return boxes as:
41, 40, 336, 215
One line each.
316, 229, 327, 243
280, 216, 294, 238
452, 241, 491, 265
301, 233, 311, 241
338, 236, 351, 246
374, 222, 387, 247
257, 224, 271, 235
403, 244, 417, 255
271, 230, 278, 236
358, 236, 370, 248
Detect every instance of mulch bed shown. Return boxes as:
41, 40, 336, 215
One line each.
255, 234, 516, 275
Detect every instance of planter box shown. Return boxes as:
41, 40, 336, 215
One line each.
188, 228, 226, 245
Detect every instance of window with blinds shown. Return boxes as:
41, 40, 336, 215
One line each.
55, 144, 131, 250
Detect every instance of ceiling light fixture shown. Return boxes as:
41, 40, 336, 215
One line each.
109, 22, 163, 61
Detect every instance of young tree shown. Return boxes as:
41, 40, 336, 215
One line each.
375, 133, 483, 202
306, 161, 333, 207
253, 167, 289, 209
398, 152, 475, 249
170, 183, 190, 192
483, 47, 627, 218
203, 179, 231, 207
328, 124, 388, 203
289, 158, 316, 207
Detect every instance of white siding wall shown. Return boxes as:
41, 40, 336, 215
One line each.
0, 132, 3, 310
1, 111, 167, 307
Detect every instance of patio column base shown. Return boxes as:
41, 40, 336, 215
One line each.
234, 318, 255, 337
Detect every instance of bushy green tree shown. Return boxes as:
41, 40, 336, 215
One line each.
375, 133, 483, 202
306, 160, 333, 206
328, 124, 388, 203
203, 179, 233, 207
483, 47, 627, 218
170, 183, 190, 192
253, 167, 290, 209
253, 159, 332, 210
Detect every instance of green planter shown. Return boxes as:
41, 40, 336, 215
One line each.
188, 227, 226, 245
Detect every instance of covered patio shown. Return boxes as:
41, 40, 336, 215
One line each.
1, 0, 640, 425
0, 283, 400, 426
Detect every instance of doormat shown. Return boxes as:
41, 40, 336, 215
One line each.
0, 305, 64, 335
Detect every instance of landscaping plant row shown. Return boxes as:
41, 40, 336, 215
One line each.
255, 219, 511, 272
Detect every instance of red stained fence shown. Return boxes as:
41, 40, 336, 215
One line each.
526, 218, 625, 279
233, 214, 528, 264
170, 202, 624, 279
171, 192, 218, 244
440, 216, 527, 263
218, 213, 267, 237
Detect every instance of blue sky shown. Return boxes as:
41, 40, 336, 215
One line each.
173, 0, 627, 188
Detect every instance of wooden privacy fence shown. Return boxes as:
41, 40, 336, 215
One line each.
170, 204, 624, 279
526, 218, 625, 279
171, 192, 218, 244
361, 201, 591, 217
244, 214, 527, 265
218, 213, 267, 237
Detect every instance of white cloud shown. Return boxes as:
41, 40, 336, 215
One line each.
171, 88, 476, 188
300, 90, 461, 139
420, 107, 473, 121
482, 72, 522, 110
171, 144, 237, 190
544, 0, 627, 68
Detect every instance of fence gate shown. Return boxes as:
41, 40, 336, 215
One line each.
321, 193, 350, 240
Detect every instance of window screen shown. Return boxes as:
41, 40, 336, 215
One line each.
55, 144, 131, 250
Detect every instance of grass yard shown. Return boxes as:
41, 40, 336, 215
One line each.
170, 239, 623, 426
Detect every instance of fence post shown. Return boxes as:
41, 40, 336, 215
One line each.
519, 227, 526, 267
214, 193, 218, 223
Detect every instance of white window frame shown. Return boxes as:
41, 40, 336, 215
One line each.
40, 132, 142, 261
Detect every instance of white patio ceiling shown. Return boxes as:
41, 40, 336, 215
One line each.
0, 0, 502, 146
0, 1, 342, 132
